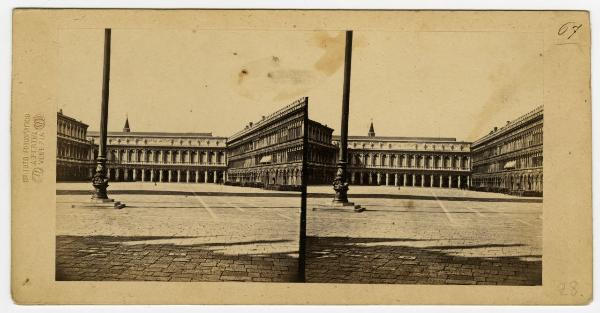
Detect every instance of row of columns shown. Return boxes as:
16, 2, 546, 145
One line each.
108, 168, 226, 183
350, 152, 470, 170
109, 149, 226, 165
230, 168, 302, 186
56, 164, 92, 181
349, 172, 470, 189
58, 119, 86, 140
472, 172, 543, 193
57, 142, 92, 161
497, 123, 542, 155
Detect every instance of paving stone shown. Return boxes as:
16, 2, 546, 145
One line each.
56, 183, 541, 285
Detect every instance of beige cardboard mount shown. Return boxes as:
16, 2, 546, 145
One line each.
11, 9, 591, 304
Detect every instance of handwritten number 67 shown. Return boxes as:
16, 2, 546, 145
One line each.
558, 22, 583, 40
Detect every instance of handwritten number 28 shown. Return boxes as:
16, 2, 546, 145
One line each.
559, 281, 578, 296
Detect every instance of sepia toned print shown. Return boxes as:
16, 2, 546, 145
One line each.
56, 27, 543, 285
12, 10, 591, 304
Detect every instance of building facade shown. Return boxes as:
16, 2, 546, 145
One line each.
333, 122, 472, 189
471, 106, 543, 196
226, 97, 336, 189
58, 104, 543, 197
56, 110, 97, 181
87, 118, 228, 184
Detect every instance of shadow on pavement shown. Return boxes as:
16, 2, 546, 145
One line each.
305, 236, 541, 285
56, 235, 299, 283
55, 235, 541, 285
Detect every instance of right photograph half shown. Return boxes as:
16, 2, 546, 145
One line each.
305, 30, 543, 286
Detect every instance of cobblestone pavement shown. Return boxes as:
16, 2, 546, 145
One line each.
306, 186, 542, 285
56, 182, 300, 282
56, 183, 542, 285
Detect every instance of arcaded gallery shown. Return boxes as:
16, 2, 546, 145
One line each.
57, 99, 544, 197
225, 97, 336, 189
470, 106, 543, 196
335, 121, 472, 189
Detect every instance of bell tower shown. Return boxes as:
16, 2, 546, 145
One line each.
368, 119, 375, 137
123, 115, 130, 133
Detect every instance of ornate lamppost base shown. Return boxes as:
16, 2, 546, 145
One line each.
324, 162, 364, 212
312, 201, 365, 212
72, 198, 126, 210
71, 160, 126, 209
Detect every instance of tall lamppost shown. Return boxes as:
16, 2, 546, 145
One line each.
331, 30, 363, 212
88, 28, 124, 209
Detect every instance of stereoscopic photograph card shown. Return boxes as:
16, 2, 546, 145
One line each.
11, 9, 591, 304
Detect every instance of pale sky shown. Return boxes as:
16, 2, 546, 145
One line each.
58, 28, 543, 141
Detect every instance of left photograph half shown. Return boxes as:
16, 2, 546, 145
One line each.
55, 28, 336, 282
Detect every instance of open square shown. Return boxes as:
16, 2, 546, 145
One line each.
56, 182, 541, 285
56, 182, 301, 282
307, 186, 542, 285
